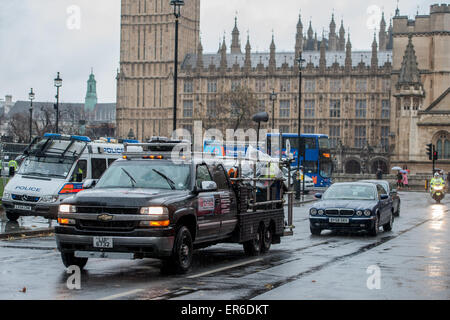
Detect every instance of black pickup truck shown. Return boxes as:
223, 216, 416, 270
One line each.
55, 151, 287, 273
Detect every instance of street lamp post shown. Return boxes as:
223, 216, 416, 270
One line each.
54, 72, 62, 133
269, 89, 278, 131
170, 0, 185, 134
296, 53, 306, 200
28, 88, 35, 142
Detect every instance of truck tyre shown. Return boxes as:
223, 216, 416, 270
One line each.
261, 225, 273, 253
166, 226, 193, 274
243, 225, 263, 256
6, 212, 19, 222
61, 252, 88, 270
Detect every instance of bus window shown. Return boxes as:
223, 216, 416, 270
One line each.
319, 158, 333, 178
319, 137, 330, 150
304, 138, 317, 150
71, 160, 87, 182
303, 161, 318, 174
91, 158, 107, 179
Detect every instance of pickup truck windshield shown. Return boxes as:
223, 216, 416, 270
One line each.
96, 162, 192, 190
18, 156, 75, 179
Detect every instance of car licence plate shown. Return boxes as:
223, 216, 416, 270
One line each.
93, 237, 113, 249
14, 205, 32, 211
329, 217, 350, 224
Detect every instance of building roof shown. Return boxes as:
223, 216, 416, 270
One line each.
182, 50, 392, 70
8, 101, 115, 118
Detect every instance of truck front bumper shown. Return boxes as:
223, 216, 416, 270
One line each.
56, 231, 175, 259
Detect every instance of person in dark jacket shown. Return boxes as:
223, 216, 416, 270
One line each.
376, 168, 383, 180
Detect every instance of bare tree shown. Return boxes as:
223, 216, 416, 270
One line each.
7, 113, 29, 143
203, 86, 259, 133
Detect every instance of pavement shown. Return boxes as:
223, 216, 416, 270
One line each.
0, 191, 448, 300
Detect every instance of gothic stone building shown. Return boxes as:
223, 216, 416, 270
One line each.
116, 0, 398, 174
390, 4, 450, 174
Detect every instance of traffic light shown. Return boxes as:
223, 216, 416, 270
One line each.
433, 150, 438, 161
426, 143, 433, 160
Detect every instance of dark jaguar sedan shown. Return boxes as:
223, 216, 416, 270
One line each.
309, 182, 394, 236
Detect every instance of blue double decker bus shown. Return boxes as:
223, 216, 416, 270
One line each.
266, 133, 333, 188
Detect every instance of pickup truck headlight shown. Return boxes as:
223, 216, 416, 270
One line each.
59, 204, 76, 213
140, 206, 169, 216
2, 192, 11, 200
40, 195, 59, 203
364, 210, 372, 217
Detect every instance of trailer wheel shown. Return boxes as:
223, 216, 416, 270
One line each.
243, 225, 263, 256
6, 212, 19, 222
61, 252, 88, 270
261, 224, 273, 253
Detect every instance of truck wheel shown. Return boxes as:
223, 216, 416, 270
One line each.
167, 226, 193, 274
261, 225, 273, 253
6, 212, 19, 222
243, 225, 263, 256
61, 252, 88, 270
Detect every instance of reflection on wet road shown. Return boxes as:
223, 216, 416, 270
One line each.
0, 192, 448, 300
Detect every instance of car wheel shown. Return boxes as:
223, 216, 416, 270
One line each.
6, 212, 19, 222
61, 252, 88, 270
310, 226, 322, 236
394, 202, 400, 217
243, 225, 263, 256
261, 225, 273, 253
383, 212, 394, 232
368, 214, 379, 236
167, 226, 193, 274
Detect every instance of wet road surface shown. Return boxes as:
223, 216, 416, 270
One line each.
0, 191, 448, 300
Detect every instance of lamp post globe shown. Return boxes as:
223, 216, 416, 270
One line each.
54, 72, 62, 133
28, 88, 35, 143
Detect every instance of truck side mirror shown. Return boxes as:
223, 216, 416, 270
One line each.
200, 181, 218, 192
82, 179, 98, 190
314, 193, 322, 199
380, 194, 389, 200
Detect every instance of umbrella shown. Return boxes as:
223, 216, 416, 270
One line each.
391, 166, 402, 171
400, 170, 408, 173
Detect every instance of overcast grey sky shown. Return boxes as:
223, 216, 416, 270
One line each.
0, 0, 435, 104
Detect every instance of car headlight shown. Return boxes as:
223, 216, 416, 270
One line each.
310, 208, 318, 215
59, 204, 76, 213
356, 210, 363, 216
40, 195, 59, 203
140, 206, 169, 216
318, 209, 325, 216
364, 210, 372, 217
2, 192, 11, 200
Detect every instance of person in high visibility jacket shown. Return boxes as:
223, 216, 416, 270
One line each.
430, 172, 445, 187
8, 159, 18, 177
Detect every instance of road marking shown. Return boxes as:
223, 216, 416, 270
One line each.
187, 258, 263, 279
98, 288, 144, 300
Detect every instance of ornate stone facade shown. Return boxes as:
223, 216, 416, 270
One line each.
116, 1, 448, 174
390, 4, 450, 174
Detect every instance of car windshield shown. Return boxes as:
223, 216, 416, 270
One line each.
323, 184, 376, 200
95, 161, 192, 190
18, 156, 75, 179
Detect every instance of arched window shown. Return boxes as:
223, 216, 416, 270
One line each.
435, 132, 450, 159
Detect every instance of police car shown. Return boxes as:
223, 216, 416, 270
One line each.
1, 133, 140, 221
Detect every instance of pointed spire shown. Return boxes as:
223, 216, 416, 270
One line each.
345, 32, 352, 72
319, 32, 326, 72
339, 19, 346, 51
196, 38, 204, 70
329, 13, 337, 51
244, 33, 252, 71
371, 33, 378, 70
307, 21, 313, 39
330, 13, 336, 33
398, 35, 421, 85
395, 0, 400, 16
269, 32, 276, 73
295, 13, 304, 58
231, 15, 241, 54
220, 35, 227, 70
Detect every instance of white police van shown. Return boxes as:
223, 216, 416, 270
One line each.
1, 133, 140, 221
